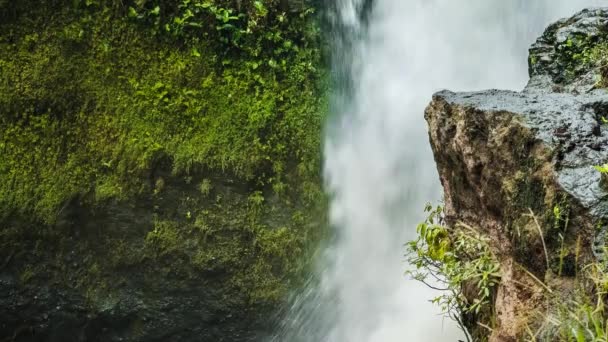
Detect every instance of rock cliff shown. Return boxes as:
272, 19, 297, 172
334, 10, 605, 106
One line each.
0, 1, 326, 341
425, 8, 608, 341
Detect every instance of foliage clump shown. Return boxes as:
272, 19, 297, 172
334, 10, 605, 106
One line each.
407, 204, 501, 341
409, 203, 608, 342
555, 35, 608, 87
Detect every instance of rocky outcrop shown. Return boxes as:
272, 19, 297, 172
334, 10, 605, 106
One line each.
425, 8, 608, 341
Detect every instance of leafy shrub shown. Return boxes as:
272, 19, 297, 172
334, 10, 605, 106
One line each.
407, 204, 501, 340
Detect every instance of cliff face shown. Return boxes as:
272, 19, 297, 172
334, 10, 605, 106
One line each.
425, 8, 608, 341
0, 2, 326, 341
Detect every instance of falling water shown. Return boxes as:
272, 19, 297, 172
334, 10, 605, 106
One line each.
273, 1, 605, 341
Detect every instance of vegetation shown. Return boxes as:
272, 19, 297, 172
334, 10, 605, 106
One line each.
408, 203, 608, 342
595, 163, 608, 191
529, 263, 608, 341
0, 0, 328, 308
0, 0, 327, 223
589, 43, 608, 88
410, 10, 608, 342
406, 204, 501, 341
529, 30, 608, 88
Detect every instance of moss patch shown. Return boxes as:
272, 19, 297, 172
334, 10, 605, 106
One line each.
0, 1, 327, 223
0, 0, 329, 318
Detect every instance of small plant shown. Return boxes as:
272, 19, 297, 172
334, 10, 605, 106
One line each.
413, 204, 608, 341
594, 164, 608, 174
154, 177, 165, 195
551, 203, 571, 276
407, 204, 501, 341
594, 164, 608, 188
530, 54, 538, 66
199, 179, 213, 196
145, 220, 181, 256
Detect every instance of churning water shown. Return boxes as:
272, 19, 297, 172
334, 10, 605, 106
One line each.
273, 1, 605, 341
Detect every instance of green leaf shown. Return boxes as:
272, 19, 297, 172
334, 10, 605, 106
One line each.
128, 7, 138, 18
566, 39, 574, 48
254, 1, 268, 16
574, 326, 585, 342
594, 164, 608, 173
217, 24, 236, 31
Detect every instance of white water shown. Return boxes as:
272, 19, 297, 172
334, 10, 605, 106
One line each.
273, 1, 605, 341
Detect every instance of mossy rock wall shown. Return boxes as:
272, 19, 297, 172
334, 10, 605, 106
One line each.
0, 1, 328, 340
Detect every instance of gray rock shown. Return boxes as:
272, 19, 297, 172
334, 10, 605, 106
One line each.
426, 7, 608, 342
435, 88, 608, 217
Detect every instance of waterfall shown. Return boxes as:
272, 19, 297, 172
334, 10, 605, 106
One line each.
273, 1, 604, 341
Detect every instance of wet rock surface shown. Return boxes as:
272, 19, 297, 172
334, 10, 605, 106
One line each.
426, 7, 608, 342
436, 89, 608, 217
0, 173, 293, 342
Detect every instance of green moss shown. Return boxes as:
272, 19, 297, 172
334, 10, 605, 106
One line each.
514, 178, 545, 214
145, 220, 182, 257
0, 0, 328, 309
530, 54, 538, 66
555, 33, 608, 85
242, 226, 305, 302
0, 1, 327, 224
199, 179, 213, 196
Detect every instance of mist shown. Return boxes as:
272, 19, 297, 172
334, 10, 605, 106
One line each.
273, 1, 605, 341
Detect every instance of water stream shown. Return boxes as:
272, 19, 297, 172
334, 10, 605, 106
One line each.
274, 1, 604, 341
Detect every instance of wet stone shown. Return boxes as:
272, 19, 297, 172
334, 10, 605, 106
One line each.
425, 7, 608, 342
